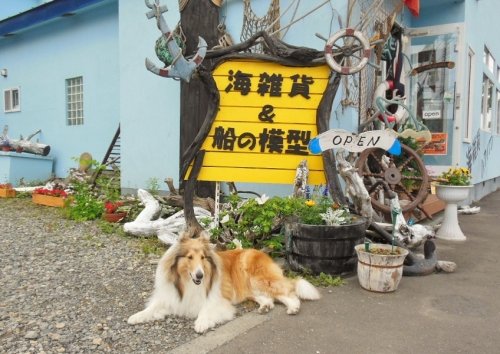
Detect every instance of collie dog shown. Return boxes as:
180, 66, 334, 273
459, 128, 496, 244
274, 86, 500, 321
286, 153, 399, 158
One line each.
128, 232, 320, 333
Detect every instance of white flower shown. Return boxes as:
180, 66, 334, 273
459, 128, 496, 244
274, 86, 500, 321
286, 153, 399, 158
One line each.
232, 239, 243, 249
220, 214, 230, 224
255, 194, 269, 205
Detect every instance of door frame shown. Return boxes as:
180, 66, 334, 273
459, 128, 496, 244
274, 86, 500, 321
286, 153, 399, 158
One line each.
404, 23, 465, 171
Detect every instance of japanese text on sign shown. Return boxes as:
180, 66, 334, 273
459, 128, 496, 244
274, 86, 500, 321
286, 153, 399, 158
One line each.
195, 60, 331, 184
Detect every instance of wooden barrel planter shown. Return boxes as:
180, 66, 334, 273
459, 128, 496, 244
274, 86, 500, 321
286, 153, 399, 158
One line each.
354, 244, 409, 293
284, 216, 367, 276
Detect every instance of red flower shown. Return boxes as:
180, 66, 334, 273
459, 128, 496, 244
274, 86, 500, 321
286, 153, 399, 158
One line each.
34, 188, 68, 198
104, 201, 124, 214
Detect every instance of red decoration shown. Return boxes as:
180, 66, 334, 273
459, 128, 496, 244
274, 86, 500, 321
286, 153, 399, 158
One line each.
104, 201, 124, 214
404, 0, 420, 17
33, 188, 68, 198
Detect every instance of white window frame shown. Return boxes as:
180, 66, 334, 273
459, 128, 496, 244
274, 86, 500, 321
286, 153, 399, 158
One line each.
464, 47, 475, 142
481, 74, 493, 132
484, 46, 495, 73
66, 76, 84, 126
4, 87, 20, 113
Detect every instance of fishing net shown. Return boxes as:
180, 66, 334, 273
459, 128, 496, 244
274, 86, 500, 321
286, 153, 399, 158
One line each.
241, 0, 280, 53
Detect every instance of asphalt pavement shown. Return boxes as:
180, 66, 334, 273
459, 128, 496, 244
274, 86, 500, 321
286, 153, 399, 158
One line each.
174, 189, 500, 354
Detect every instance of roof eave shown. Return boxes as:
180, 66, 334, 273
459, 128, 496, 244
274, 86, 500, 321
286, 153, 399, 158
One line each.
0, 0, 107, 37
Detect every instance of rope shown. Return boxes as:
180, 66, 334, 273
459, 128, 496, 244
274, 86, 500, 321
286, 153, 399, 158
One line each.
269, 0, 330, 37
178, 0, 189, 12
264, 0, 300, 38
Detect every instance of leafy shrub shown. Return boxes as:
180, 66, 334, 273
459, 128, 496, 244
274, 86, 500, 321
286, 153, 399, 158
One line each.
65, 181, 104, 221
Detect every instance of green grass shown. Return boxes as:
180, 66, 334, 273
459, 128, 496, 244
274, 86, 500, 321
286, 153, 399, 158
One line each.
286, 270, 345, 287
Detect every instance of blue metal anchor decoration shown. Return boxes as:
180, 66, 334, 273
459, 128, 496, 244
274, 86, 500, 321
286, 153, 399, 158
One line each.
144, 0, 207, 82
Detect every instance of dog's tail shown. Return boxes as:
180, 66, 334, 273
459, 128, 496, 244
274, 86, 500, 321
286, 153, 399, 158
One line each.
294, 278, 321, 300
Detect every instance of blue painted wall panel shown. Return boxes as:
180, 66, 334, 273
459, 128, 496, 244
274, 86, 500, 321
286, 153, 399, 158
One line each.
0, 1, 119, 180
460, 0, 500, 186
118, 0, 182, 191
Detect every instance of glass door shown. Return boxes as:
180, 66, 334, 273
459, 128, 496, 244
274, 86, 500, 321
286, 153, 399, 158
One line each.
406, 25, 462, 167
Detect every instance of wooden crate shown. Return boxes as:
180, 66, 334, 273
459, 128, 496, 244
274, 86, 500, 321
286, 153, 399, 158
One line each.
0, 188, 16, 198
32, 194, 67, 207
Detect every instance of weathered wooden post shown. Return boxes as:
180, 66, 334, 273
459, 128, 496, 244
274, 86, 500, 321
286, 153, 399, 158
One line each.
179, 0, 219, 197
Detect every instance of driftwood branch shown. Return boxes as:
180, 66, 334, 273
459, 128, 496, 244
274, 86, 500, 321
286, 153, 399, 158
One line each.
316, 73, 346, 205
204, 31, 324, 64
1, 125, 50, 156
123, 189, 212, 244
336, 150, 373, 223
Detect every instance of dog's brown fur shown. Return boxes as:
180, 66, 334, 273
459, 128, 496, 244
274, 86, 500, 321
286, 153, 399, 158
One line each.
128, 232, 320, 333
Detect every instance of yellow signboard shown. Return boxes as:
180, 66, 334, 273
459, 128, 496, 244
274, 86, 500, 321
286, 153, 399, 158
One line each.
197, 59, 330, 184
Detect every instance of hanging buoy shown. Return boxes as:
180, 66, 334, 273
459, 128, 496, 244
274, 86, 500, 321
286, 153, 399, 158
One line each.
373, 80, 408, 124
324, 28, 371, 75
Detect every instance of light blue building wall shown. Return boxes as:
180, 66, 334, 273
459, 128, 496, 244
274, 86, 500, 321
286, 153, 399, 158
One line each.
0, 0, 120, 184
2, 0, 500, 202
461, 0, 500, 199
118, 0, 182, 191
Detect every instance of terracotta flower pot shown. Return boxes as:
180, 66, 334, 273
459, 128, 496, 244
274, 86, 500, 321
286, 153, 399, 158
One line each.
103, 212, 127, 223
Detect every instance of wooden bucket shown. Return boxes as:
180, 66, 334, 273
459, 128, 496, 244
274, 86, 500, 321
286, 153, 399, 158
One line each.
284, 217, 367, 276
355, 244, 409, 292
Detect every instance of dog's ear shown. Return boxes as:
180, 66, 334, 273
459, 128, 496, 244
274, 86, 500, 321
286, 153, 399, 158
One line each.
199, 230, 211, 242
178, 230, 191, 242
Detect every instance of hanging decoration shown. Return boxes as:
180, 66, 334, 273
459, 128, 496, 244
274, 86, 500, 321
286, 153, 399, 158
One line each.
154, 23, 186, 66
404, 0, 420, 17
241, 0, 280, 53
145, 0, 207, 82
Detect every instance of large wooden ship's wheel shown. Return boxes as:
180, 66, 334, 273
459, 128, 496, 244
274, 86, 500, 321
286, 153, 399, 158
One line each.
355, 144, 429, 215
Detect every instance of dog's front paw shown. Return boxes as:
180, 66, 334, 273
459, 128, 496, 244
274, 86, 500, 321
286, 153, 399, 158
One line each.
194, 317, 215, 334
128, 311, 151, 325
286, 305, 300, 315
258, 302, 274, 314
286, 298, 300, 315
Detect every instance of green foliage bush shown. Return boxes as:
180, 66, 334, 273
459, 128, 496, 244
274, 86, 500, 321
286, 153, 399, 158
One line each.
65, 181, 104, 221
210, 194, 352, 253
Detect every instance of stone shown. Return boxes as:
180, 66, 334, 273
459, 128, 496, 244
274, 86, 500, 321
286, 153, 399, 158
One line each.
24, 330, 40, 339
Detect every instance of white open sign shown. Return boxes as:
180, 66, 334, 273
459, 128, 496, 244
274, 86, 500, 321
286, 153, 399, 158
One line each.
422, 110, 441, 120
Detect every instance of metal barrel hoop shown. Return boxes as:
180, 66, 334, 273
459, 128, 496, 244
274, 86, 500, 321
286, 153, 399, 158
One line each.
324, 28, 371, 75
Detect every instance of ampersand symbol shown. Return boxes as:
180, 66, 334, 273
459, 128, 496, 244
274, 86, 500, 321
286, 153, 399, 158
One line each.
258, 105, 276, 123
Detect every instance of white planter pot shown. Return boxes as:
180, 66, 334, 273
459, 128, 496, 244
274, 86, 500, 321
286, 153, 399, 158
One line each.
435, 184, 472, 241
354, 244, 409, 293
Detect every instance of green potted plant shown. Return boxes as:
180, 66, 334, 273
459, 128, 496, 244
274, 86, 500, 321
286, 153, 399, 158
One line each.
103, 200, 127, 223
283, 195, 367, 276
434, 166, 472, 241
207, 189, 367, 276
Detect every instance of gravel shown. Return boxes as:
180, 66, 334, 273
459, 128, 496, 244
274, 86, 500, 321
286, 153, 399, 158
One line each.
0, 198, 252, 353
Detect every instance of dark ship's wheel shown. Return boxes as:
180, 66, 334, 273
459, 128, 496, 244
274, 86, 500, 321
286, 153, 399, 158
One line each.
355, 144, 429, 214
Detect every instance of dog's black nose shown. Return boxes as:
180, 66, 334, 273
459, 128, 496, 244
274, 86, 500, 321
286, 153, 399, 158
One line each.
195, 271, 204, 280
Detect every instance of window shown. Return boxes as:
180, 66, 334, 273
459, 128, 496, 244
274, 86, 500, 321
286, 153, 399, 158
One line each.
484, 46, 494, 73
66, 76, 84, 125
481, 74, 493, 131
497, 65, 500, 82
4, 88, 20, 112
497, 90, 500, 135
